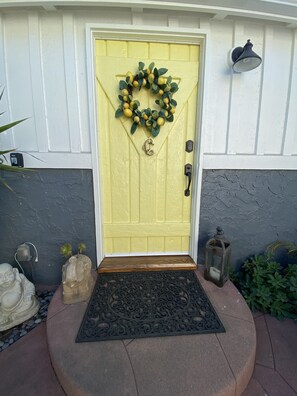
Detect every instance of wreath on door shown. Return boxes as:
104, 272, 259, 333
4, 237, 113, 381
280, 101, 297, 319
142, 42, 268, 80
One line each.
115, 62, 178, 138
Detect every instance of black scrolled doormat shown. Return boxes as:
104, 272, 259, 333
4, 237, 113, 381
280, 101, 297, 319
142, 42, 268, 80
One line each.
76, 270, 225, 342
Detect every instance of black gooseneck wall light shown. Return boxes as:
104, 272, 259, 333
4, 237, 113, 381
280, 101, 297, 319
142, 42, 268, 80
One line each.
230, 39, 262, 72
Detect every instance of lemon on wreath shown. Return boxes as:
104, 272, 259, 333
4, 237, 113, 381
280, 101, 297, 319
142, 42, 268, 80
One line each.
123, 108, 133, 118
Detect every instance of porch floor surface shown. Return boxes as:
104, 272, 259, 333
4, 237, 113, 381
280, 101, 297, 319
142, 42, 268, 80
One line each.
0, 267, 296, 396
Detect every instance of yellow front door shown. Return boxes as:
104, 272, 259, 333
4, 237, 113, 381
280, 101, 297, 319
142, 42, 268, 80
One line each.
95, 40, 199, 256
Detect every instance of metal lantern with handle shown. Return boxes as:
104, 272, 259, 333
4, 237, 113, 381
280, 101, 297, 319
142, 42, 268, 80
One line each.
204, 226, 231, 287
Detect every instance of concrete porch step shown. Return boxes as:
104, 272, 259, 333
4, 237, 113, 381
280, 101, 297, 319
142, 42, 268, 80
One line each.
46, 267, 256, 396
98, 255, 197, 273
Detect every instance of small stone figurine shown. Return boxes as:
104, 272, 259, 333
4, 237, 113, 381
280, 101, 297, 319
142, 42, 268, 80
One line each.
61, 243, 93, 304
0, 263, 39, 331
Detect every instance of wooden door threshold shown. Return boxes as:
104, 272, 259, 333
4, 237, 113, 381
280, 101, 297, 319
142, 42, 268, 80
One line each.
97, 255, 197, 273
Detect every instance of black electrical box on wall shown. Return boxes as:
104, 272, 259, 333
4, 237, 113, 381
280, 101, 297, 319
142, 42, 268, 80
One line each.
10, 152, 24, 167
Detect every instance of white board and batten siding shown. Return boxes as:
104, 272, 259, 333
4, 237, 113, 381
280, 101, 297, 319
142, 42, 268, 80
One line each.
0, 9, 296, 170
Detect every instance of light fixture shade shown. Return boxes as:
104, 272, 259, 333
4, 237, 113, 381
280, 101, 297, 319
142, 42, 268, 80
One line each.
231, 39, 262, 73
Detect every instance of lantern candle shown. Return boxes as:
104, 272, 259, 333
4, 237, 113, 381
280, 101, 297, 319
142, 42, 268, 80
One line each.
209, 267, 220, 281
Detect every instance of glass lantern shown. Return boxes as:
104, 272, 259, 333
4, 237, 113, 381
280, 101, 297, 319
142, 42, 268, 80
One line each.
204, 226, 231, 287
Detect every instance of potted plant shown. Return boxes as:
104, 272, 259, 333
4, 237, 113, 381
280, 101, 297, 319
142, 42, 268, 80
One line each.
60, 243, 93, 304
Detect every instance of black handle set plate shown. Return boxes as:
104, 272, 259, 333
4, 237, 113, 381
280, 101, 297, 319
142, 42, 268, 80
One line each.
184, 163, 192, 197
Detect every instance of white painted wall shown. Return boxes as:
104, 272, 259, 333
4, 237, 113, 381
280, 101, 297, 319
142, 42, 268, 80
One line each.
0, 7, 296, 169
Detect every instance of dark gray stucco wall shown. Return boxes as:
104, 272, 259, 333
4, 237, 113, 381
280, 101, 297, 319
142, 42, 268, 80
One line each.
0, 169, 96, 285
1, 168, 296, 285
198, 170, 297, 269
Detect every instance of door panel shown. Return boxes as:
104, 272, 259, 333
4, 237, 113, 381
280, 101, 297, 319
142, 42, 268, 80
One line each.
96, 40, 199, 255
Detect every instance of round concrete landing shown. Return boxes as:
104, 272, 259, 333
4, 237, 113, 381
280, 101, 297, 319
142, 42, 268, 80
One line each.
47, 267, 256, 396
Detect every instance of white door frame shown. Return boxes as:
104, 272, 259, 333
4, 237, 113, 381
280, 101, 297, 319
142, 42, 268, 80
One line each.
86, 23, 210, 266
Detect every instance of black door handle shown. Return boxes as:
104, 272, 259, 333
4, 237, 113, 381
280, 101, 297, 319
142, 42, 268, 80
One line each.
184, 164, 192, 197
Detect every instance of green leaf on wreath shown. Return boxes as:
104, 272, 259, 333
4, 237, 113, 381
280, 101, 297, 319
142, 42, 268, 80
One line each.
115, 108, 123, 118
119, 80, 127, 90
152, 110, 158, 119
152, 83, 159, 93
140, 118, 146, 126
167, 114, 174, 122
118, 95, 124, 101
158, 68, 168, 76
138, 62, 145, 71
167, 76, 172, 84
154, 68, 159, 78
131, 122, 138, 134
151, 125, 160, 137
149, 62, 155, 71
170, 82, 179, 93
171, 99, 177, 107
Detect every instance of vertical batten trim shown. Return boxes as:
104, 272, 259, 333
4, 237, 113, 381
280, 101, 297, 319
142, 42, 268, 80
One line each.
0, 16, 7, 97
254, 25, 267, 155
283, 29, 297, 155
256, 26, 291, 155
62, 13, 81, 153
73, 16, 85, 152
0, 15, 14, 149
0, 14, 9, 150
28, 13, 49, 152
225, 21, 235, 154
39, 13, 51, 152
281, 29, 295, 155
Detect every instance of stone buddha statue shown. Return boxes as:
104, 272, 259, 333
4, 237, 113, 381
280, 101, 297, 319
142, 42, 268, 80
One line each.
0, 263, 39, 331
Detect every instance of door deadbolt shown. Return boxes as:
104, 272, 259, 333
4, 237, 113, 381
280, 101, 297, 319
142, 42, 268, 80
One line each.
185, 140, 194, 153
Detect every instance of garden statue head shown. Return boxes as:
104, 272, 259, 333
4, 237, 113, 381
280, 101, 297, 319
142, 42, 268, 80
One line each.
0, 263, 19, 289
0, 262, 39, 331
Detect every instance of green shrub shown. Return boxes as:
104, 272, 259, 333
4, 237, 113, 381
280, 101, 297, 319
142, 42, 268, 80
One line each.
236, 254, 297, 320
0, 87, 28, 190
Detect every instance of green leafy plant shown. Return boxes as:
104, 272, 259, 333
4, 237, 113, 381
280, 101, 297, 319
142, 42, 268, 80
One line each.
0, 88, 28, 190
235, 254, 297, 320
60, 243, 86, 258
